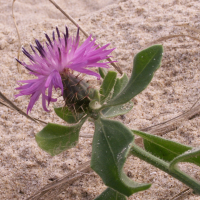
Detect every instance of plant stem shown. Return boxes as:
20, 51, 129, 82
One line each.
131, 144, 200, 195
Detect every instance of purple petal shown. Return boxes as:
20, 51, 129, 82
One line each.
27, 90, 41, 114
42, 91, 50, 112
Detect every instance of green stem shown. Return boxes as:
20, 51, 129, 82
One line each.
131, 144, 200, 195
169, 149, 200, 170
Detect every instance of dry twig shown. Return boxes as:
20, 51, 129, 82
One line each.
170, 188, 193, 200
0, 91, 37, 123
175, 23, 200, 34
27, 161, 91, 200
149, 34, 200, 45
48, 0, 123, 75
134, 101, 200, 146
12, 0, 22, 73
141, 103, 200, 135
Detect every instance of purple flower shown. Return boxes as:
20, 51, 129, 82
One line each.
15, 26, 115, 113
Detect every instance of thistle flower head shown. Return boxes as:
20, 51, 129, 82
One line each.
15, 26, 115, 113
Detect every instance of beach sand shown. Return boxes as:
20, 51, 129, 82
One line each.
0, 0, 200, 199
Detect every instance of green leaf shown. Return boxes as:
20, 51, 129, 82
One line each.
91, 118, 150, 196
102, 101, 133, 118
35, 117, 86, 156
95, 188, 127, 200
100, 71, 117, 104
133, 130, 200, 165
54, 107, 85, 124
99, 67, 108, 79
112, 73, 129, 99
107, 45, 163, 107
91, 89, 100, 102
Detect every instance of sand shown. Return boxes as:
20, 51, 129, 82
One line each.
0, 0, 200, 199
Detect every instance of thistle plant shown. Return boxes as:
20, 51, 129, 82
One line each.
16, 26, 200, 199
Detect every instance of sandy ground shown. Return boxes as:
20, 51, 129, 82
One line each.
0, 0, 200, 199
